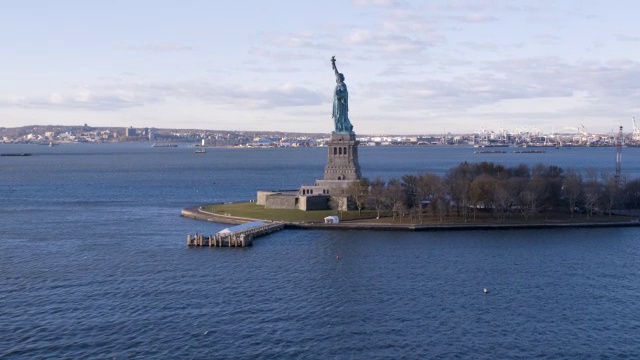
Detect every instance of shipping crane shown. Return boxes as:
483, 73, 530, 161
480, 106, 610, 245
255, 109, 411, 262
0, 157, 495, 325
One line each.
579, 124, 591, 145
632, 116, 640, 142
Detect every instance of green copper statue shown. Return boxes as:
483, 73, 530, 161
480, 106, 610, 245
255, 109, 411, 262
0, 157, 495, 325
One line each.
331, 56, 354, 134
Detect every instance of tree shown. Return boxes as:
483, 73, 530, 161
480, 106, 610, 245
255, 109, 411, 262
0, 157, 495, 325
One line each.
492, 181, 512, 222
347, 178, 370, 216
415, 172, 441, 223
329, 196, 348, 219
601, 172, 621, 216
528, 164, 552, 213
537, 164, 564, 211
562, 169, 583, 218
385, 178, 405, 221
446, 163, 473, 222
401, 175, 418, 210
367, 178, 386, 219
518, 189, 538, 221
434, 195, 448, 222
583, 168, 601, 217
623, 178, 640, 208
470, 174, 496, 220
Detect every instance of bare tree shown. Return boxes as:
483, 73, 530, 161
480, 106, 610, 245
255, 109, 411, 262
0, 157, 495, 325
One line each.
446, 163, 473, 222
470, 174, 496, 220
623, 178, 640, 208
329, 196, 348, 220
347, 178, 370, 216
583, 168, 601, 217
518, 190, 538, 221
385, 178, 405, 221
434, 197, 447, 222
401, 175, 418, 211
415, 173, 441, 223
367, 178, 386, 219
562, 169, 583, 218
601, 172, 621, 216
492, 182, 512, 222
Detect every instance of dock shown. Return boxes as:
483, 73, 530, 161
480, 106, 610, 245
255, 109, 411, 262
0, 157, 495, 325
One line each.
187, 221, 285, 248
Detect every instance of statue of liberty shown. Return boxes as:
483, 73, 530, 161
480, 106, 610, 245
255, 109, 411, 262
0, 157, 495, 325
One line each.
331, 56, 353, 134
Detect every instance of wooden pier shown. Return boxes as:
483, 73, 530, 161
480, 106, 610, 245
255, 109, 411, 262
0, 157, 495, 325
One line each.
187, 221, 284, 248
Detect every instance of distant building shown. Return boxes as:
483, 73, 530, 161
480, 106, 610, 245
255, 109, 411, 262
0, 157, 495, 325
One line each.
125, 127, 137, 137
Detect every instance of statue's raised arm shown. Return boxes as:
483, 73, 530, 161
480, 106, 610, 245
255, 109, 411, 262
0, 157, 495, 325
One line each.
331, 56, 340, 79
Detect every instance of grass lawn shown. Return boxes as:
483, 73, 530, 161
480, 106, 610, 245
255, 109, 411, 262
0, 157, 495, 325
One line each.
202, 203, 378, 222
202, 203, 637, 225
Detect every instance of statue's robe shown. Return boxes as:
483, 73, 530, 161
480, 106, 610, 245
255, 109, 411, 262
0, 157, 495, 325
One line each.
333, 82, 352, 133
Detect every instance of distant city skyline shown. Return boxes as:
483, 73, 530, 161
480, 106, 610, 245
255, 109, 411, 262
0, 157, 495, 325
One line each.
2, 1, 640, 134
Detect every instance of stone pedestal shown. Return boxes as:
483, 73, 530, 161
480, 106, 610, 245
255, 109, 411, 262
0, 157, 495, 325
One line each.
323, 132, 362, 181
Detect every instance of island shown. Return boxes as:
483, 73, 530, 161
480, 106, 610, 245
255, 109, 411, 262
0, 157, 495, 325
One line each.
182, 57, 640, 233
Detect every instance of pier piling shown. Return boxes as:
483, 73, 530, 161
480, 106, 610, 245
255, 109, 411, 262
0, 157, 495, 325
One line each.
187, 222, 284, 248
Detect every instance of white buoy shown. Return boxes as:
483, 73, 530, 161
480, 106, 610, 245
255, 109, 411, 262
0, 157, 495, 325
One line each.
484, 288, 488, 294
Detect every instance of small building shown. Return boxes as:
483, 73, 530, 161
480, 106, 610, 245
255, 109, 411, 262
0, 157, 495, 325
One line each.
324, 216, 339, 224
256, 190, 330, 211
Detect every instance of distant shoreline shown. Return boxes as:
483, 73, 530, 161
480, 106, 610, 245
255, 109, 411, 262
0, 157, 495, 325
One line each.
181, 205, 640, 231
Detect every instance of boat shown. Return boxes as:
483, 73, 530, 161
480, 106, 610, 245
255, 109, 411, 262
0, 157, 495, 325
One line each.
194, 149, 207, 154
152, 143, 177, 148
473, 150, 506, 154
1, 153, 32, 156
513, 150, 545, 154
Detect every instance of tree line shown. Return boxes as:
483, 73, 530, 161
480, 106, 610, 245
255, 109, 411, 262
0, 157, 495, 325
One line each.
345, 161, 640, 222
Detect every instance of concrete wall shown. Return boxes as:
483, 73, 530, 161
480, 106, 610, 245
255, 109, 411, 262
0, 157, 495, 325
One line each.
315, 179, 357, 196
256, 191, 275, 205
265, 193, 298, 209
261, 192, 330, 211
257, 190, 298, 205
299, 185, 330, 196
299, 195, 330, 211
324, 133, 362, 181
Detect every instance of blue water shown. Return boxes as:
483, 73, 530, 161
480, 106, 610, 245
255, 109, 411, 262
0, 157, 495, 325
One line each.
2, 143, 640, 358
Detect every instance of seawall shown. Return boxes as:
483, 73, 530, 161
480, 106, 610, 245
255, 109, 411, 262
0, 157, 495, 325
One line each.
182, 206, 640, 231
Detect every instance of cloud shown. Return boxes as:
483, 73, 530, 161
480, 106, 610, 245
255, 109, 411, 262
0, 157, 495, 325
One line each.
255, 83, 325, 108
344, 29, 373, 46
533, 34, 560, 45
0, 81, 326, 112
352, 0, 405, 8
615, 34, 640, 42
48, 92, 65, 104
2, 95, 27, 106
269, 32, 329, 50
342, 29, 433, 54
115, 41, 193, 53
360, 57, 640, 119
451, 13, 498, 23
159, 82, 326, 109
458, 40, 523, 52
1, 88, 163, 111
143, 41, 192, 52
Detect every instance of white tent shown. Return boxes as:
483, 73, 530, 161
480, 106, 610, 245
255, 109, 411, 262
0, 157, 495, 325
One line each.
324, 216, 339, 224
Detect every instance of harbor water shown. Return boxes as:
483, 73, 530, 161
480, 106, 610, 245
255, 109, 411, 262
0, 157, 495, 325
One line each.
2, 143, 640, 358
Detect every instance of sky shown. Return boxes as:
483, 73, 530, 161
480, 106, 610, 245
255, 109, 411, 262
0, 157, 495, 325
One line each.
1, 0, 640, 135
